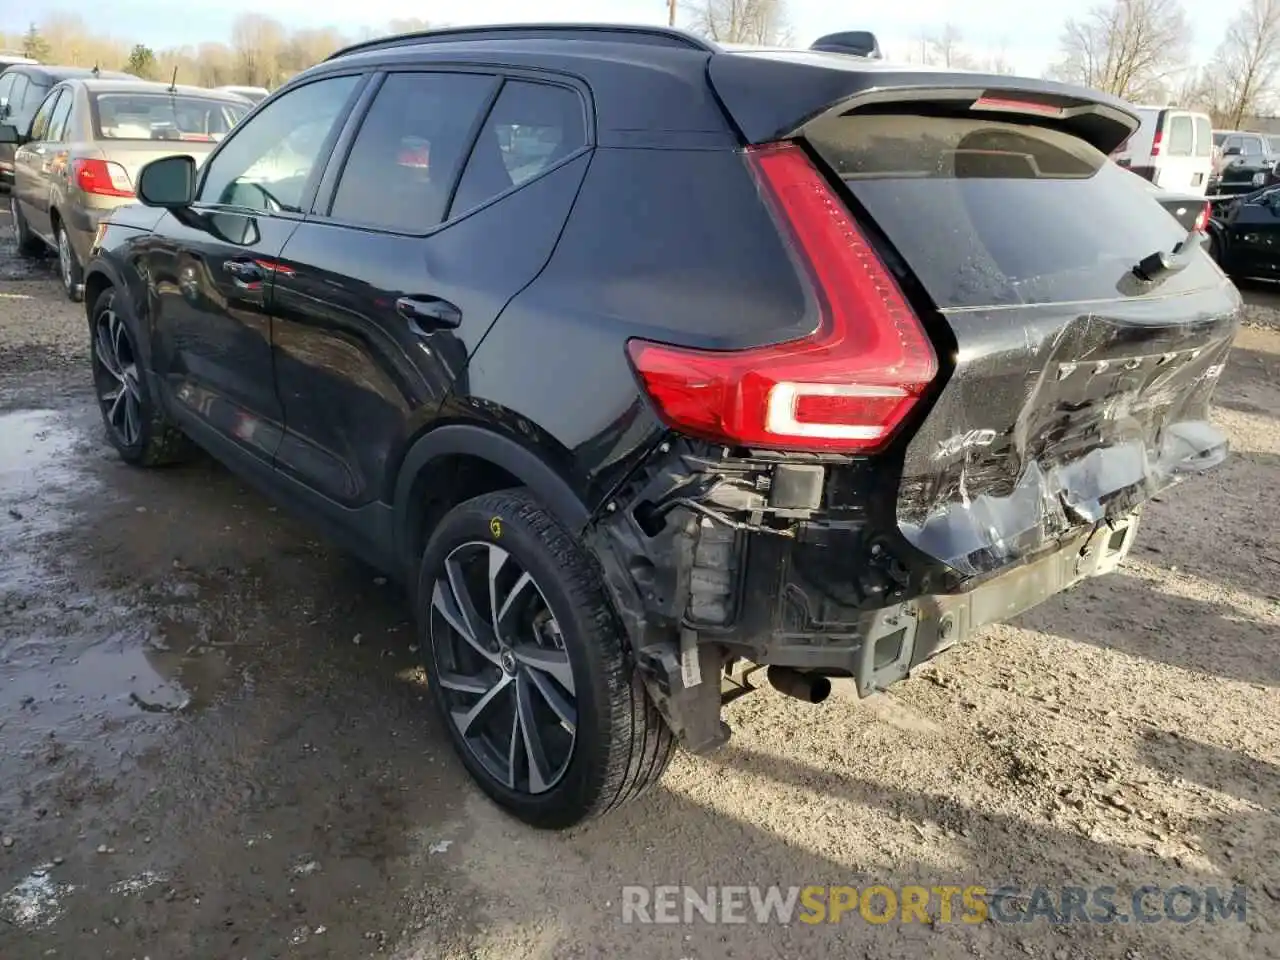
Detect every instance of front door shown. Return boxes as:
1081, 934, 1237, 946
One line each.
143, 73, 365, 465
268, 72, 591, 512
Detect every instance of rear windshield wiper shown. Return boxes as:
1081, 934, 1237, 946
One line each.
1131, 232, 1197, 284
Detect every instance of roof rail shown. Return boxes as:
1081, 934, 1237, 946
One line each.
326, 23, 717, 62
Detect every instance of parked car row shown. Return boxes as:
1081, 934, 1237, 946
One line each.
0, 65, 253, 300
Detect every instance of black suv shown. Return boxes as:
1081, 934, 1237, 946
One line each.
84, 25, 1239, 828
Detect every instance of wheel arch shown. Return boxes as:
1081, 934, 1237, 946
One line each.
393, 422, 592, 576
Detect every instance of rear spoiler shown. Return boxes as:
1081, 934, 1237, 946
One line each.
707, 53, 1140, 155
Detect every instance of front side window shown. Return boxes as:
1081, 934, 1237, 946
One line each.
92, 93, 247, 142
328, 71, 496, 233
27, 89, 61, 142
198, 74, 359, 213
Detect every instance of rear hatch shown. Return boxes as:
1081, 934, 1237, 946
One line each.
712, 55, 1240, 578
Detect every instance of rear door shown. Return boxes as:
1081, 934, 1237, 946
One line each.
11, 87, 62, 240
270, 70, 591, 516
25, 85, 74, 236
800, 109, 1238, 576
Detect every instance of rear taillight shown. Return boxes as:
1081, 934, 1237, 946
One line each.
73, 158, 134, 198
1194, 201, 1210, 233
626, 142, 937, 454
1151, 130, 1164, 157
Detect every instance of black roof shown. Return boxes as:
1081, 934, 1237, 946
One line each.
6, 64, 134, 83
326, 23, 714, 61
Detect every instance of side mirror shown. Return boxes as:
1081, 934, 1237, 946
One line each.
0, 123, 19, 145
137, 155, 197, 208
1223, 146, 1243, 157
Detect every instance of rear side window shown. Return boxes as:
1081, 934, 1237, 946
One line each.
804, 113, 1190, 308
1194, 117, 1212, 157
450, 80, 587, 215
1167, 115, 1193, 157
329, 72, 496, 233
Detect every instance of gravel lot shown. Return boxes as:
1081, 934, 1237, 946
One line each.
1, 205, 1278, 960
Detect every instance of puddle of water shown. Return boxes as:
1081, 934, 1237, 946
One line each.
0, 624, 248, 752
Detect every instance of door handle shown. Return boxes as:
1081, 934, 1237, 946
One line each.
396, 295, 461, 331
223, 259, 264, 286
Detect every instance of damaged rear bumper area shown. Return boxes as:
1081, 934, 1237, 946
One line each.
586, 441, 1145, 753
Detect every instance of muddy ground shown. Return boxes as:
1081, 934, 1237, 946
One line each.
0, 205, 1278, 960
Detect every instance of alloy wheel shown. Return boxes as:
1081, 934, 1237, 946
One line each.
93, 307, 143, 447
429, 540, 577, 794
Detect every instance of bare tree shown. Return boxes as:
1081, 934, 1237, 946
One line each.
928, 24, 971, 69
1049, 0, 1191, 101
687, 0, 791, 46
1204, 0, 1280, 128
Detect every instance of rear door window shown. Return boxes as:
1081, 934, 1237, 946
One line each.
1193, 116, 1212, 157
1167, 115, 1193, 157
328, 71, 497, 233
27, 89, 60, 142
46, 88, 73, 142
804, 113, 1195, 309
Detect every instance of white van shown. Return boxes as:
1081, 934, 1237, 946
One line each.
1110, 106, 1214, 195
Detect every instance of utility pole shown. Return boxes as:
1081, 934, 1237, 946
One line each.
668, 0, 677, 27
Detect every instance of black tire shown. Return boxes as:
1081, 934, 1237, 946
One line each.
89, 287, 194, 467
55, 219, 84, 302
417, 489, 674, 829
10, 193, 42, 257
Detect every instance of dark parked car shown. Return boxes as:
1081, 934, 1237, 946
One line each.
0, 64, 134, 186
1210, 129, 1280, 197
83, 24, 1240, 828
1207, 186, 1280, 277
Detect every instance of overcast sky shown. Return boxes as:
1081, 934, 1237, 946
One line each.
0, 0, 1227, 75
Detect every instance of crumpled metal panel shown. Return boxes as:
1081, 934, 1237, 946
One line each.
898, 296, 1239, 577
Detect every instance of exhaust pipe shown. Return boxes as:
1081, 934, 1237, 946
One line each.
767, 667, 831, 704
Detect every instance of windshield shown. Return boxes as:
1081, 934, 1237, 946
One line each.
92, 93, 248, 142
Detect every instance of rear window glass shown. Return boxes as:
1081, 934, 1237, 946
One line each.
1168, 115, 1193, 156
92, 93, 248, 142
1193, 116, 1212, 157
805, 114, 1196, 309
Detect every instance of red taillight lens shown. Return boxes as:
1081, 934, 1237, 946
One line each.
1151, 130, 1164, 157
626, 142, 937, 453
1194, 201, 1210, 233
73, 158, 134, 198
